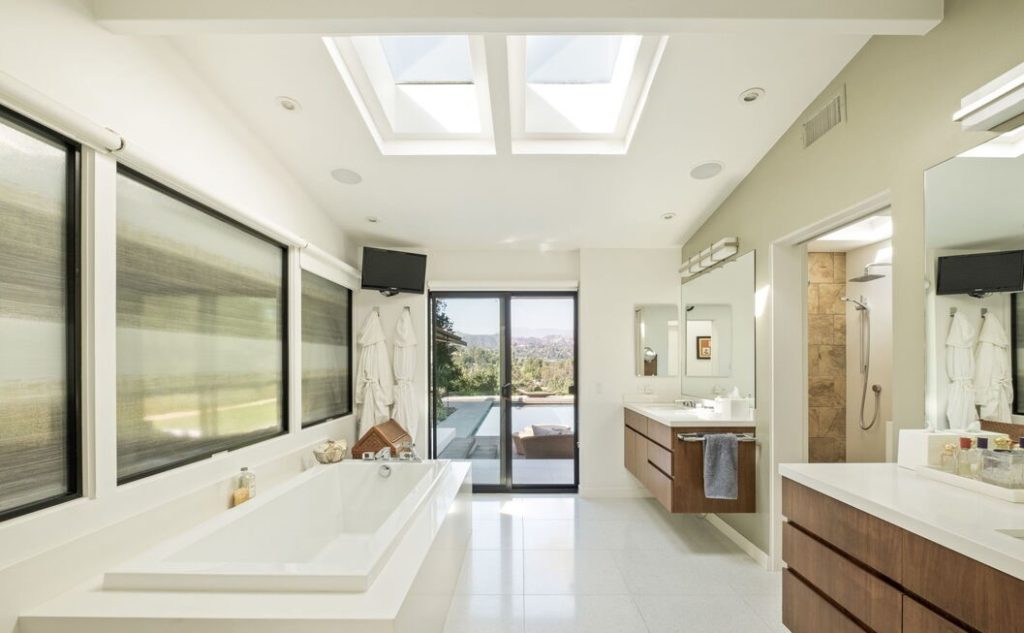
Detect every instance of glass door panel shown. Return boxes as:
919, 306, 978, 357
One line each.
510, 296, 577, 487
431, 296, 504, 487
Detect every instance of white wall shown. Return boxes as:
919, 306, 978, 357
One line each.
0, 0, 356, 265
578, 248, 682, 497
845, 240, 892, 462
0, 2, 357, 630
681, 0, 1024, 552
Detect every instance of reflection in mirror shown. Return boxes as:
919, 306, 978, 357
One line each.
680, 251, 755, 402
924, 134, 1024, 428
634, 304, 679, 376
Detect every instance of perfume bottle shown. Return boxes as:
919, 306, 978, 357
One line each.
940, 444, 957, 473
969, 437, 989, 480
955, 437, 974, 477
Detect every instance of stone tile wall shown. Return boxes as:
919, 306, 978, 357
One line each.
808, 252, 847, 463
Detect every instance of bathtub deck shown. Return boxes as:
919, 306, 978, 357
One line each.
20, 463, 473, 633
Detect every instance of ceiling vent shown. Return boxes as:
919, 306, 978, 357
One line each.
802, 88, 845, 148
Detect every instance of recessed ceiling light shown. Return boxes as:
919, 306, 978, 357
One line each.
366, 216, 379, 224
330, 168, 362, 185
277, 96, 302, 112
662, 212, 677, 220
690, 162, 723, 180
739, 88, 765, 104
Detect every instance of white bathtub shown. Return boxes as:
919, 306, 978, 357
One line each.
104, 460, 466, 594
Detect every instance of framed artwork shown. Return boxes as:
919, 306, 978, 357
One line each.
696, 336, 712, 360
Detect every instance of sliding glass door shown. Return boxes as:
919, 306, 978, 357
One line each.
430, 292, 577, 491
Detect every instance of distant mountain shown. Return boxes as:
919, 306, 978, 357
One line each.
458, 332, 500, 349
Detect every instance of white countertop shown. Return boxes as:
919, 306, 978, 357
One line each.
624, 403, 756, 428
780, 462, 1024, 582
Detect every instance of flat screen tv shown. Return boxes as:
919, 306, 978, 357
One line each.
936, 250, 1024, 297
361, 247, 427, 296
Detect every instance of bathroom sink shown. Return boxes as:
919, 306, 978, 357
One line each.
996, 528, 1024, 540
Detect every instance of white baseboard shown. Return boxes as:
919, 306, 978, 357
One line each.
705, 514, 769, 569
578, 484, 651, 498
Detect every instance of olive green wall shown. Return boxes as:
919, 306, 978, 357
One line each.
682, 0, 1024, 551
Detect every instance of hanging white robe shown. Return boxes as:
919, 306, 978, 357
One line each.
392, 308, 419, 442
974, 313, 1014, 423
356, 311, 393, 438
945, 311, 978, 431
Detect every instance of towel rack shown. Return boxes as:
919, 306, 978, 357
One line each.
677, 432, 757, 443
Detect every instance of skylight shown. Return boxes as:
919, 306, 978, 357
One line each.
379, 36, 474, 85
324, 35, 494, 155
508, 34, 667, 154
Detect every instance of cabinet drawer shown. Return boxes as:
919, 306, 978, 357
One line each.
643, 461, 672, 511
646, 440, 672, 476
645, 420, 672, 449
624, 427, 636, 475
782, 478, 902, 582
782, 569, 864, 633
902, 530, 1024, 633
672, 431, 756, 513
624, 409, 647, 434
902, 596, 967, 633
783, 522, 901, 633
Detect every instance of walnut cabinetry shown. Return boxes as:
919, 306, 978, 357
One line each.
623, 409, 755, 513
782, 477, 1024, 633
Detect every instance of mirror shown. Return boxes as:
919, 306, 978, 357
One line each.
681, 251, 755, 402
924, 134, 1024, 427
634, 304, 679, 377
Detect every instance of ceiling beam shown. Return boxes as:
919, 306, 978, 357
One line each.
89, 0, 943, 36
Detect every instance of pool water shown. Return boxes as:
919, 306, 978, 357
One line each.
474, 403, 575, 437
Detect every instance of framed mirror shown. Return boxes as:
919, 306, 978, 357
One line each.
634, 304, 679, 377
924, 137, 1024, 427
681, 251, 755, 402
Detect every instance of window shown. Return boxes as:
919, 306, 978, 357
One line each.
115, 168, 287, 483
0, 107, 80, 520
301, 270, 352, 426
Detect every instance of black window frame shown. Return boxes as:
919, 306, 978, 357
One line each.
0, 105, 82, 523
300, 270, 354, 428
114, 165, 290, 485
1013, 293, 1023, 416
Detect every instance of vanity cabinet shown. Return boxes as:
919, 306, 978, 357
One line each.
782, 477, 1024, 633
623, 410, 755, 513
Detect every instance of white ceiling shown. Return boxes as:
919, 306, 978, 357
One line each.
170, 32, 868, 250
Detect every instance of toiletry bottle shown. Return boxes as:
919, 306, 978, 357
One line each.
940, 444, 956, 473
955, 437, 973, 477
970, 437, 989, 479
239, 467, 256, 497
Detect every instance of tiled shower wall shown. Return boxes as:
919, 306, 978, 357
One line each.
808, 252, 847, 463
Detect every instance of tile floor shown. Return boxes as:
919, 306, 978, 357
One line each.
442, 495, 787, 633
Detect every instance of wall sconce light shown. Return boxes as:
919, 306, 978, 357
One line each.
679, 237, 740, 278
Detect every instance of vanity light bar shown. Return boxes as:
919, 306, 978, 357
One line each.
679, 237, 739, 278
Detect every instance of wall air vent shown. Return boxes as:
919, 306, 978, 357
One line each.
802, 89, 845, 148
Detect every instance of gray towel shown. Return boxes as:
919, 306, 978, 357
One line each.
703, 434, 739, 500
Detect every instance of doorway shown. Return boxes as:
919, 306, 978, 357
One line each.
428, 292, 578, 492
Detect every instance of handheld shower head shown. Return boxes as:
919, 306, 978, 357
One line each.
841, 296, 868, 311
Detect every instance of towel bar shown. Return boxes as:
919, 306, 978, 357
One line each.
677, 432, 756, 443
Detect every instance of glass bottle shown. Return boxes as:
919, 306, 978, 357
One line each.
955, 437, 973, 477
939, 444, 956, 473
969, 437, 989, 480
239, 466, 256, 497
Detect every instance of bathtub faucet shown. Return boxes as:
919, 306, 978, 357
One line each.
398, 441, 422, 462
372, 447, 393, 461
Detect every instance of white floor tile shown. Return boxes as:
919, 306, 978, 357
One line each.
443, 595, 525, 633
523, 549, 629, 594
456, 549, 524, 595
472, 518, 524, 550
634, 595, 772, 633
611, 549, 735, 596
524, 595, 648, 633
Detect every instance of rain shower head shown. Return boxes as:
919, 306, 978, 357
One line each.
848, 262, 890, 283
849, 272, 886, 282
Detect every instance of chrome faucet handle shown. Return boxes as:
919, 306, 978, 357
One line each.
374, 447, 393, 461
